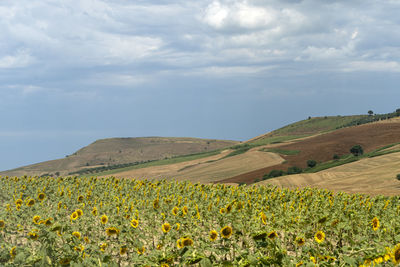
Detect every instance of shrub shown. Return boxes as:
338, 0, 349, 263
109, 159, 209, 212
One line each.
350, 145, 364, 156
307, 160, 317, 168
333, 154, 340, 160
397, 174, 400, 181
287, 166, 302, 174
267, 170, 285, 178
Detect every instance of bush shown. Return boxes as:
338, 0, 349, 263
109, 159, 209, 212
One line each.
397, 174, 400, 181
333, 154, 340, 160
267, 170, 285, 178
350, 145, 364, 156
307, 160, 317, 168
287, 166, 302, 174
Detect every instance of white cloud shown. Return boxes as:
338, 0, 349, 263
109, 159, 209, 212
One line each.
0, 50, 35, 68
343, 60, 400, 72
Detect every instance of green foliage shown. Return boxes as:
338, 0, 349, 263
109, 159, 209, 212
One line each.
287, 166, 302, 174
306, 160, 317, 168
397, 174, 400, 181
333, 154, 340, 160
350, 145, 364, 156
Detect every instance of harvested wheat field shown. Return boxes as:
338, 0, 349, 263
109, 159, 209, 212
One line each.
109, 148, 284, 183
222, 121, 400, 184
257, 151, 400, 196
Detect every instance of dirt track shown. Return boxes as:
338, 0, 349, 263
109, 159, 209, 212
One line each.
221, 122, 400, 184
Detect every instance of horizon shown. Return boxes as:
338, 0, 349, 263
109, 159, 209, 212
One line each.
1, 0, 400, 171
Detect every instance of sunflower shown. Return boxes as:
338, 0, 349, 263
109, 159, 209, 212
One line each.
137, 246, 145, 255
296, 261, 304, 267
226, 204, 232, 213
220, 226, 233, 239
10, 247, 16, 258
77, 195, 84, 202
120, 246, 128, 255
38, 192, 46, 201
171, 206, 179, 216
156, 244, 162, 250
100, 215, 108, 224
162, 223, 171, 233
161, 264, 169, 267
74, 244, 84, 252
295, 237, 305, 246
105, 227, 120, 236
210, 230, 218, 241
314, 231, 325, 244
182, 237, 193, 247
130, 219, 139, 228
99, 243, 107, 252
84, 236, 90, 243
260, 212, 267, 225
153, 199, 160, 209
26, 199, 35, 207
44, 218, 53, 226
15, 199, 23, 206
392, 243, 400, 264
0, 220, 5, 228
176, 238, 184, 249
219, 208, 225, 214
57, 202, 62, 210
72, 231, 81, 239
76, 209, 83, 217
70, 212, 78, 221
371, 217, 380, 231
268, 231, 278, 240
15, 204, 21, 211
28, 232, 39, 240
182, 206, 188, 215
92, 207, 98, 216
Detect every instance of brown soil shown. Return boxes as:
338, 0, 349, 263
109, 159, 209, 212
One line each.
221, 122, 400, 184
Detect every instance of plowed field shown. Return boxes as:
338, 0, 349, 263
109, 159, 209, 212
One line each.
221, 122, 400, 184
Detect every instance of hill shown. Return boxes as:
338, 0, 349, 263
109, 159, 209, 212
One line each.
220, 119, 400, 186
0, 137, 238, 177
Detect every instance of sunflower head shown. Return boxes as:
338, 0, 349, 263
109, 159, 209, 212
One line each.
44, 218, 53, 226
371, 217, 380, 231
120, 246, 128, 255
182, 237, 193, 247
153, 199, 160, 209
162, 223, 171, 233
0, 220, 5, 228
130, 219, 139, 228
176, 238, 184, 249
10, 247, 16, 258
106, 227, 120, 236
295, 237, 305, 246
92, 207, 98, 216
137, 246, 145, 255
182, 206, 188, 215
220, 226, 233, 239
77, 195, 84, 202
100, 215, 108, 224
15, 199, 23, 206
76, 209, 83, 217
314, 231, 325, 244
268, 231, 278, 240
99, 243, 107, 252
210, 230, 218, 241
70, 212, 78, 221
28, 232, 39, 240
72, 231, 81, 239
26, 199, 35, 207
38, 193, 46, 201
171, 206, 179, 216
393, 243, 400, 264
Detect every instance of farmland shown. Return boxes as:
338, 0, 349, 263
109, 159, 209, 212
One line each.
1, 176, 400, 266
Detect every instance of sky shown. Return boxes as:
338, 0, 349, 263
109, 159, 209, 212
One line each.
1, 0, 400, 171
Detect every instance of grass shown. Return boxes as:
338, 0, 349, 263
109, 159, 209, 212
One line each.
249, 134, 311, 146
260, 148, 300, 155
94, 149, 223, 176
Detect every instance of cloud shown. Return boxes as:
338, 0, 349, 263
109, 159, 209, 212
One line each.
0, 49, 35, 68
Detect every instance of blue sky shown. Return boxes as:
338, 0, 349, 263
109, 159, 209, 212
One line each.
1, 0, 400, 171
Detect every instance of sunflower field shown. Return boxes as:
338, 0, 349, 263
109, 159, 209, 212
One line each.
0, 176, 400, 266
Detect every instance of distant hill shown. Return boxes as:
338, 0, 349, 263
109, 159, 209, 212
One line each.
0, 137, 238, 177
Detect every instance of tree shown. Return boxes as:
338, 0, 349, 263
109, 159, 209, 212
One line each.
333, 154, 340, 160
368, 110, 374, 116
396, 108, 400, 116
397, 174, 400, 181
307, 160, 317, 168
350, 145, 364, 156
287, 166, 302, 174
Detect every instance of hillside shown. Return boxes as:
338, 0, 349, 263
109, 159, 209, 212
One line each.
0, 137, 238, 177
221, 119, 400, 185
